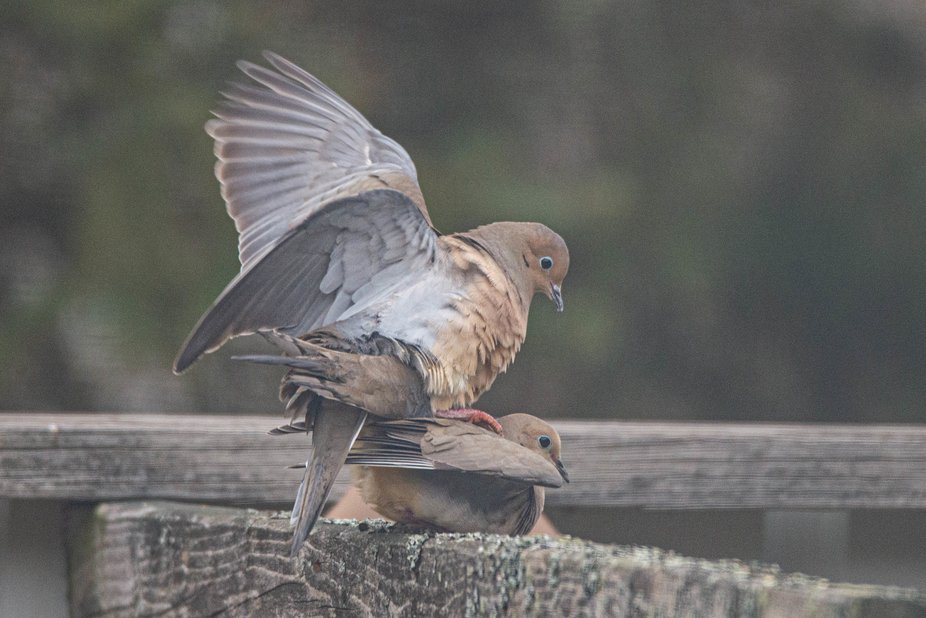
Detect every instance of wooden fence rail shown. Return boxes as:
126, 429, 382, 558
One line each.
3, 412, 926, 509
2, 412, 925, 616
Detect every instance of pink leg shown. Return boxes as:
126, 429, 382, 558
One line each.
435, 408, 503, 434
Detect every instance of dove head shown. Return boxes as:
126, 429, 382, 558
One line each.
468, 222, 569, 312
498, 413, 569, 483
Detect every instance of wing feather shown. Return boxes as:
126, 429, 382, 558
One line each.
208, 51, 428, 268
349, 419, 564, 488
173, 189, 436, 372
421, 423, 564, 488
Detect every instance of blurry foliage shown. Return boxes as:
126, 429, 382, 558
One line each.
1, 1, 925, 421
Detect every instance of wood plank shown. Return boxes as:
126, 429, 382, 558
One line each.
0, 413, 308, 506
67, 500, 926, 618
3, 413, 926, 509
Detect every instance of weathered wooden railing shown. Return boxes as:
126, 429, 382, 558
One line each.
2, 413, 925, 616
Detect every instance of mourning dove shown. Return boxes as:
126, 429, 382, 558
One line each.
348, 413, 568, 535
289, 414, 567, 535
173, 53, 569, 554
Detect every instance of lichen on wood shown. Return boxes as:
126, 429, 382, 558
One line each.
66, 501, 926, 617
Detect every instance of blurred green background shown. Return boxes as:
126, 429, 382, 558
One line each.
2, 1, 925, 423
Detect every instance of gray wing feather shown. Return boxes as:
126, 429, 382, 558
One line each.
174, 189, 436, 372
346, 420, 435, 469
209, 51, 424, 268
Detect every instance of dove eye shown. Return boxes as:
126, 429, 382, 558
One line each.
539, 256, 553, 271
538, 435, 552, 449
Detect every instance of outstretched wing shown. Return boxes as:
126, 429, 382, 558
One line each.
209, 51, 429, 269
174, 189, 437, 372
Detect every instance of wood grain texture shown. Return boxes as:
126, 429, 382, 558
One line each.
3, 413, 926, 509
67, 501, 926, 618
0, 413, 310, 506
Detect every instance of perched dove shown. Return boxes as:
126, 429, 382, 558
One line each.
283, 414, 567, 534
347, 413, 568, 535
173, 53, 569, 554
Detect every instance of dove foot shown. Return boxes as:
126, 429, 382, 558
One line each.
435, 408, 503, 434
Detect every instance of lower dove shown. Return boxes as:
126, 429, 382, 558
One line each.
287, 414, 568, 535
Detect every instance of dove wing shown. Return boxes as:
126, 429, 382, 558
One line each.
209, 51, 429, 269
346, 421, 435, 470
347, 419, 564, 488
174, 189, 437, 372
422, 422, 564, 488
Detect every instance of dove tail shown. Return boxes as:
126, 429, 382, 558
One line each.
290, 402, 366, 556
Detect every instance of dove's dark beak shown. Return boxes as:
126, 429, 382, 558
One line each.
551, 284, 564, 312
554, 457, 570, 483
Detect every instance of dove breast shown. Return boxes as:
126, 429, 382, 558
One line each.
329, 234, 531, 410
354, 467, 544, 536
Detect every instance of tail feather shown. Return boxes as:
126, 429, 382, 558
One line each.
289, 402, 366, 556
268, 421, 307, 435
232, 354, 333, 376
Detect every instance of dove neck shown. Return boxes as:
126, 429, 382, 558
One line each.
458, 224, 536, 313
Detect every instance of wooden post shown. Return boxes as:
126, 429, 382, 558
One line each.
68, 501, 926, 618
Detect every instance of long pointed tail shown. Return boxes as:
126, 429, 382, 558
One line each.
290, 402, 367, 556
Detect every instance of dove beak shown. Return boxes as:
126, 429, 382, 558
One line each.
554, 457, 570, 483
550, 284, 564, 312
